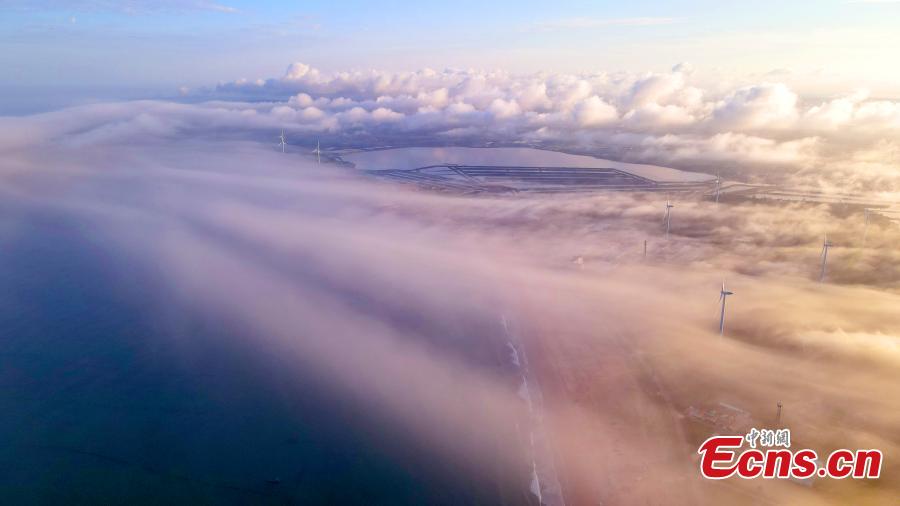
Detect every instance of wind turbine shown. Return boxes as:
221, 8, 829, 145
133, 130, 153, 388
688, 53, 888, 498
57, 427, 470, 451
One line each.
819, 235, 834, 282
714, 171, 721, 205
278, 129, 287, 153
718, 280, 734, 336
664, 199, 674, 240
313, 138, 321, 164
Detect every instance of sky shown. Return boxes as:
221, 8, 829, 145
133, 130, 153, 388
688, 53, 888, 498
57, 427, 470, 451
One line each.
2, 0, 900, 113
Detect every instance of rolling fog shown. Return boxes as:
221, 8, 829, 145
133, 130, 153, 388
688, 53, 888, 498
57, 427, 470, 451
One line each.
0, 135, 897, 505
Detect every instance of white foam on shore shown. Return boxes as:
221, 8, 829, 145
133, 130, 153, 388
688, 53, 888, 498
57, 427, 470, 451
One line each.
518, 377, 534, 412
507, 341, 521, 368
530, 433, 543, 503
501, 315, 566, 506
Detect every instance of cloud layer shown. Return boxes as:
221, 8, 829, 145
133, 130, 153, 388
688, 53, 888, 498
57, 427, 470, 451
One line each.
1, 131, 898, 503
204, 63, 900, 189
0, 63, 900, 193
3, 62, 898, 195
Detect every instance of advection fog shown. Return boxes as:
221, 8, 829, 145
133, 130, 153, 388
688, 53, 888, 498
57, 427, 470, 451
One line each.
0, 111, 897, 504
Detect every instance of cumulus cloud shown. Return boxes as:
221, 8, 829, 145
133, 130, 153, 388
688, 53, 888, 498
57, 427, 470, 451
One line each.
4, 62, 900, 193
182, 63, 900, 191
711, 83, 799, 131
574, 96, 618, 127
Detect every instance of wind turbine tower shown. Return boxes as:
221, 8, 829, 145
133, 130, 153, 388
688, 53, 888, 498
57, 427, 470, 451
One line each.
314, 139, 321, 164
819, 235, 834, 282
664, 200, 674, 240
715, 171, 721, 205
278, 129, 287, 153
719, 280, 734, 336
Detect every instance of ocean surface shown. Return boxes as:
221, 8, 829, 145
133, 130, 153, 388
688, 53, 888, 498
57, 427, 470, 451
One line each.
0, 145, 536, 505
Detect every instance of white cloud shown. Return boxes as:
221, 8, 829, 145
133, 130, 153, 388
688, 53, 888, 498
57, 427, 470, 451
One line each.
488, 98, 522, 119
574, 96, 618, 127
6, 62, 900, 192
711, 83, 799, 131
623, 103, 694, 129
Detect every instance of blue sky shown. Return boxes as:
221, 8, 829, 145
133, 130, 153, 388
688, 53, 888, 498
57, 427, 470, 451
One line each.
1, 0, 899, 112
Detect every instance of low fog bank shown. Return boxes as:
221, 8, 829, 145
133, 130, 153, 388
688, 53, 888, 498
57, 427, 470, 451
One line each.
0, 138, 897, 505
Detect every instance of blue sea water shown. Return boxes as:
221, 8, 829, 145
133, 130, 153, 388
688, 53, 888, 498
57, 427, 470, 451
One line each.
0, 198, 532, 505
